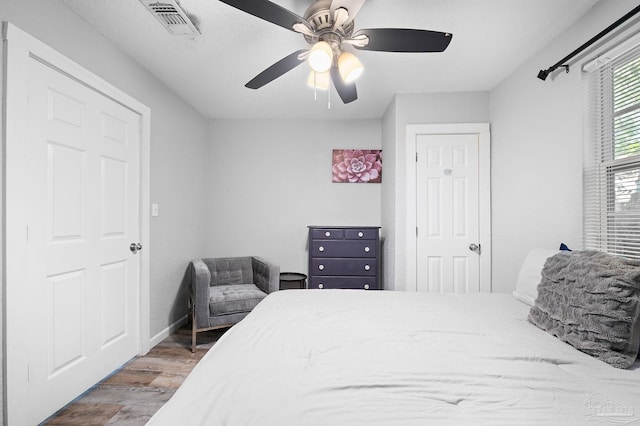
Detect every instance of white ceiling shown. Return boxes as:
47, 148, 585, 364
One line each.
61, 0, 599, 120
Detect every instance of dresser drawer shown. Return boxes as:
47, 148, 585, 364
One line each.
344, 228, 378, 240
310, 258, 377, 276
310, 276, 378, 290
310, 240, 376, 258
310, 228, 344, 240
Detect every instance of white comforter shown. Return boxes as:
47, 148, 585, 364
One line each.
149, 290, 640, 425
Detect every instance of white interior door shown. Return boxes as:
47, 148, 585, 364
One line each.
416, 134, 481, 292
20, 57, 141, 424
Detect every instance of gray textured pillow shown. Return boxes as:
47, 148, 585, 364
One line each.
528, 250, 640, 369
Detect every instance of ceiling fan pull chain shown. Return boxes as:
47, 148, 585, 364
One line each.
328, 78, 331, 110
314, 71, 318, 101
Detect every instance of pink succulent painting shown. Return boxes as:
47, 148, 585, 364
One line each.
332, 149, 382, 183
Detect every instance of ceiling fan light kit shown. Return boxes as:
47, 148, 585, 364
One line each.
338, 51, 363, 83
219, 0, 453, 105
309, 41, 334, 72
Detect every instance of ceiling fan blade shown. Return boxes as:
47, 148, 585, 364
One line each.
245, 50, 308, 89
330, 65, 357, 104
219, 0, 309, 32
353, 28, 452, 52
330, 0, 366, 22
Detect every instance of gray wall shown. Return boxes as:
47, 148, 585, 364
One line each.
207, 119, 382, 275
381, 92, 491, 291
0, 3, 209, 415
380, 98, 397, 290
488, 0, 639, 293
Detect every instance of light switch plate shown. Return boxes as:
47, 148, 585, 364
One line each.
152, 203, 159, 217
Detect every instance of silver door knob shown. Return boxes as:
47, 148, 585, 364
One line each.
364, 264, 371, 271
130, 243, 142, 254
469, 243, 480, 253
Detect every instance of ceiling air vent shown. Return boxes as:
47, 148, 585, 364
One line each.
140, 0, 200, 36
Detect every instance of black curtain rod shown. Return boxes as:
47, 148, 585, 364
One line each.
538, 4, 640, 81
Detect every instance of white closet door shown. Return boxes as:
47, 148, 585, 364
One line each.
416, 134, 481, 292
22, 57, 141, 424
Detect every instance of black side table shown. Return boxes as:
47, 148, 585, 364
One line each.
279, 272, 307, 290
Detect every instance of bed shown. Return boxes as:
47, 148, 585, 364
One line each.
148, 250, 640, 425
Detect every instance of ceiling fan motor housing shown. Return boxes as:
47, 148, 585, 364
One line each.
303, 0, 354, 45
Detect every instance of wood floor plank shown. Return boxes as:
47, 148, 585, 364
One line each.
103, 370, 161, 387
123, 356, 200, 375
104, 404, 162, 426
149, 372, 192, 389
45, 403, 123, 425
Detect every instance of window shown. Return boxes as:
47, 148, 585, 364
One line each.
583, 43, 640, 258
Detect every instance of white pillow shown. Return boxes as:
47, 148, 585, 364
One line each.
512, 248, 559, 306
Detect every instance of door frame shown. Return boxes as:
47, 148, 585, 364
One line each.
3, 22, 151, 423
405, 123, 491, 292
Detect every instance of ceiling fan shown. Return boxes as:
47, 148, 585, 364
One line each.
219, 0, 453, 104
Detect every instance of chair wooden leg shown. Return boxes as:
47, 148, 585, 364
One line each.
191, 301, 197, 353
189, 291, 196, 353
192, 323, 196, 353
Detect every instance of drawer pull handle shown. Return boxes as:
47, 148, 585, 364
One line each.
318, 265, 325, 271
358, 231, 364, 238
325, 231, 331, 237
319, 246, 325, 252
318, 283, 324, 289
364, 265, 371, 271
364, 246, 370, 253
364, 284, 370, 290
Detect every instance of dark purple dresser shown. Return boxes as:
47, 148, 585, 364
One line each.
308, 226, 381, 290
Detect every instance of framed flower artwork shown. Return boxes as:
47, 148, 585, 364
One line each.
332, 149, 382, 183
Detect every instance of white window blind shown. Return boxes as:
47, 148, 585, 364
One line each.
583, 43, 640, 258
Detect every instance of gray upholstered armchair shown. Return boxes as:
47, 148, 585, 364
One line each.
188, 256, 279, 352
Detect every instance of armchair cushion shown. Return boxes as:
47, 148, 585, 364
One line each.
209, 284, 267, 316
204, 257, 254, 286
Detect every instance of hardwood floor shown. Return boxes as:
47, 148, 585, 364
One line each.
41, 324, 227, 425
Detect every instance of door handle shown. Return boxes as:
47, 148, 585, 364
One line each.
469, 243, 480, 254
130, 243, 142, 254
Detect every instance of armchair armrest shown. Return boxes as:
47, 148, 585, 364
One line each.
189, 259, 212, 329
252, 256, 280, 294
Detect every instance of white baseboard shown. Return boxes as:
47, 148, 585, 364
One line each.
149, 315, 188, 348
